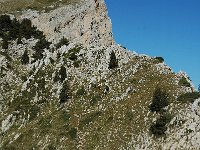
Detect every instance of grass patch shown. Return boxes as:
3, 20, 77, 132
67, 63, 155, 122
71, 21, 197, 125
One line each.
0, 0, 80, 13
177, 92, 200, 103
178, 77, 191, 87
79, 111, 102, 129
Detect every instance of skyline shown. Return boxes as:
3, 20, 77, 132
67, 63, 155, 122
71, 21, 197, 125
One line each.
106, 0, 200, 88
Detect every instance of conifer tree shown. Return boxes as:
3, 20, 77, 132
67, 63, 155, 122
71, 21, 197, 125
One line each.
149, 87, 169, 112
59, 65, 67, 82
21, 50, 29, 64
108, 51, 118, 69
0, 15, 12, 31
60, 81, 70, 104
17, 36, 23, 44
2, 38, 8, 49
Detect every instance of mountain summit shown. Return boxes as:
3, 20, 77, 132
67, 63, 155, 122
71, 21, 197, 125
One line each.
0, 0, 200, 149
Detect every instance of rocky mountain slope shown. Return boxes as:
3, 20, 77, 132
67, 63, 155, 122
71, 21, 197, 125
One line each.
0, 0, 200, 149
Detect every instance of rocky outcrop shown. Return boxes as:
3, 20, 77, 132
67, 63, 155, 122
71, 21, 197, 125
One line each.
20, 0, 114, 47
1, 0, 199, 149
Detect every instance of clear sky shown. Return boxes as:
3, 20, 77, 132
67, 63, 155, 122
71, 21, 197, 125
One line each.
105, 0, 200, 89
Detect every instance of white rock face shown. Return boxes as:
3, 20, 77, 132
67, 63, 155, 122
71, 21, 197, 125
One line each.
20, 0, 114, 47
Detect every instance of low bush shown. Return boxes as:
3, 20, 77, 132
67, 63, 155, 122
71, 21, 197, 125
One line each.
155, 57, 164, 63
59, 82, 70, 104
150, 113, 173, 136
0, 15, 12, 31
65, 46, 81, 61
149, 87, 169, 112
69, 52, 77, 61
177, 92, 200, 103
60, 111, 70, 122
68, 127, 77, 140
2, 38, 8, 49
59, 65, 67, 82
34, 38, 51, 51
0, 15, 44, 40
108, 51, 118, 69
21, 50, 29, 64
90, 95, 101, 105
76, 85, 86, 97
53, 66, 67, 83
55, 37, 69, 49
29, 105, 40, 121
178, 77, 191, 87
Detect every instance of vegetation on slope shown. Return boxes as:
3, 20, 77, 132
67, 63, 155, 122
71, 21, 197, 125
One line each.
0, 0, 80, 14
0, 14, 196, 150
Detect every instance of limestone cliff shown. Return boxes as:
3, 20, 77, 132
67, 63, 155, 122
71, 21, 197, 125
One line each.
19, 0, 114, 47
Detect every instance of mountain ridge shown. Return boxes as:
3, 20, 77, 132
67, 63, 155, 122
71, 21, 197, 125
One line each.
0, 0, 200, 149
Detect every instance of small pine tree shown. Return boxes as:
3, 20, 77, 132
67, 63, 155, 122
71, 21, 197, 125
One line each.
0, 15, 12, 31
20, 18, 32, 39
21, 50, 29, 64
68, 127, 77, 140
149, 87, 169, 112
34, 38, 51, 51
17, 36, 23, 44
2, 38, 8, 49
60, 82, 70, 104
9, 18, 20, 40
149, 113, 172, 136
108, 51, 118, 69
59, 65, 67, 82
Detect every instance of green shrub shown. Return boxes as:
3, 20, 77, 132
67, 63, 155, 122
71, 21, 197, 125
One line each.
149, 87, 169, 112
37, 78, 45, 90
55, 37, 69, 49
59, 82, 70, 104
59, 65, 67, 82
178, 77, 191, 87
73, 60, 81, 68
29, 105, 40, 121
108, 51, 118, 69
33, 38, 51, 60
90, 95, 101, 105
69, 52, 77, 61
32, 49, 44, 61
47, 144, 56, 150
17, 36, 23, 44
177, 92, 200, 103
155, 57, 164, 63
0, 15, 46, 45
2, 38, 8, 49
34, 38, 51, 51
21, 50, 29, 64
150, 113, 172, 136
68, 127, 77, 140
20, 18, 33, 39
76, 85, 86, 97
65, 46, 81, 61
53, 66, 67, 83
8, 18, 20, 39
0, 15, 12, 31
60, 111, 70, 122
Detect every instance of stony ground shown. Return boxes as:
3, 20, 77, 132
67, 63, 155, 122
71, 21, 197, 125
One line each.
0, 0, 200, 149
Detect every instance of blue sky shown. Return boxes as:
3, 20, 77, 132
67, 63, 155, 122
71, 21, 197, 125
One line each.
105, 0, 200, 88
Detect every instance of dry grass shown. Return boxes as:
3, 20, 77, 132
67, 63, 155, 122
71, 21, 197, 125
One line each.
0, 0, 79, 14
